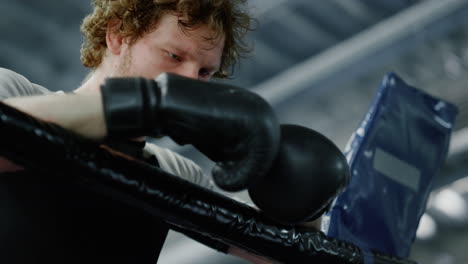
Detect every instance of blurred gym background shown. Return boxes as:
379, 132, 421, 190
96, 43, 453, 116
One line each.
2, 0, 468, 263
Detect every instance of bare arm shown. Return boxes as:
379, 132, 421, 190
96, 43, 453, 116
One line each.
0, 93, 107, 172
0, 68, 106, 140
2, 92, 107, 140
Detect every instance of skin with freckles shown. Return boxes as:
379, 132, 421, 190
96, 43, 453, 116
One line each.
115, 15, 224, 80
76, 13, 224, 95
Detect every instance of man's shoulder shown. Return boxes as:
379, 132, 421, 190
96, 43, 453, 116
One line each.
0, 68, 29, 86
0, 68, 52, 99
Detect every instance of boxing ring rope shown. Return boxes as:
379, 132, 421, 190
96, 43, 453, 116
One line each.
0, 102, 417, 264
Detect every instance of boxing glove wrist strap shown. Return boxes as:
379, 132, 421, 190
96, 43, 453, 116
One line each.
101, 77, 160, 138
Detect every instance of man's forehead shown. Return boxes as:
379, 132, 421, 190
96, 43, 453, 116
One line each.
159, 14, 225, 47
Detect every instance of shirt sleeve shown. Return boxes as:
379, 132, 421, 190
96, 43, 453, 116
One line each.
0, 68, 51, 100
143, 142, 216, 190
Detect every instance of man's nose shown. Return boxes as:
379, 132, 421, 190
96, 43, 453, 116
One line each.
173, 65, 199, 80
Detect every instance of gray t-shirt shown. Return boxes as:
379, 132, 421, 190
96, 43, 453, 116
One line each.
0, 67, 214, 189
0, 67, 52, 99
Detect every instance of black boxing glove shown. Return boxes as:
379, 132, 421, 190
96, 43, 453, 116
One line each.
100, 73, 280, 192
248, 124, 349, 225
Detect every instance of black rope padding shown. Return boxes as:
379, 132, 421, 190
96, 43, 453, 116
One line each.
0, 102, 417, 264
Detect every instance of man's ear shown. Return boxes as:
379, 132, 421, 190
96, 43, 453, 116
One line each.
106, 19, 125, 55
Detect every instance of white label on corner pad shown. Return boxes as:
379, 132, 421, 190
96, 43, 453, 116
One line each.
373, 148, 420, 192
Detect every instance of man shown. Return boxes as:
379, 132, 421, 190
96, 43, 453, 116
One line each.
0, 0, 321, 263
0, 0, 278, 263
2, 0, 248, 140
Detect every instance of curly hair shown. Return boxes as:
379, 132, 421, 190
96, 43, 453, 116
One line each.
80, 0, 253, 78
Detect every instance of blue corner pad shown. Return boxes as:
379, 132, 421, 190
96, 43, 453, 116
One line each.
323, 73, 458, 258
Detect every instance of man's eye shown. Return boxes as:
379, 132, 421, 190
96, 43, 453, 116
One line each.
199, 68, 211, 78
168, 52, 182, 61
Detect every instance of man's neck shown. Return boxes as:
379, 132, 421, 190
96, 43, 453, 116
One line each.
75, 67, 109, 95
